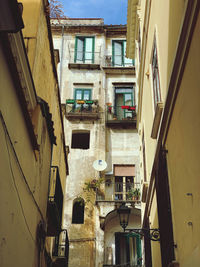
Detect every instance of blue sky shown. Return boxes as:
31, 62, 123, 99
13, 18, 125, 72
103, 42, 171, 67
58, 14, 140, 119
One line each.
60, 0, 128, 25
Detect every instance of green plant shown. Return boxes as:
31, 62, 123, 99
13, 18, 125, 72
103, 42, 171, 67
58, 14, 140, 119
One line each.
127, 187, 140, 200
83, 178, 104, 192
82, 177, 105, 204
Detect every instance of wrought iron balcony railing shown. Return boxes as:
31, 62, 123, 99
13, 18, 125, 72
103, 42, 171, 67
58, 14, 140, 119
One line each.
68, 50, 101, 69
103, 55, 135, 67
65, 99, 99, 120
106, 105, 136, 126
96, 182, 141, 203
47, 166, 63, 236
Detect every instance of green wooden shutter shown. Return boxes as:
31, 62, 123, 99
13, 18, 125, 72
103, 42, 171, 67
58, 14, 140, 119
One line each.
112, 40, 115, 66
92, 37, 95, 63
74, 37, 77, 63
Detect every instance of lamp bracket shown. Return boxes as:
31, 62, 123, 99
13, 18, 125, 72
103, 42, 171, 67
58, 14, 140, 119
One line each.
125, 228, 160, 242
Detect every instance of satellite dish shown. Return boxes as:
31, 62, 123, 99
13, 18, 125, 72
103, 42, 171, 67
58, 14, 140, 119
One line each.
93, 160, 107, 171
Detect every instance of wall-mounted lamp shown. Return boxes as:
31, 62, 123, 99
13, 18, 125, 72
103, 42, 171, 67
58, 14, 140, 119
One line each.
117, 203, 160, 241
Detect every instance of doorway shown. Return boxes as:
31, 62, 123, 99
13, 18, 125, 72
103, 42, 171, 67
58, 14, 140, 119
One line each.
115, 232, 141, 266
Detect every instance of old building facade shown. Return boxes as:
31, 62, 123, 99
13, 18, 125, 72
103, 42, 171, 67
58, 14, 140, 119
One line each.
51, 18, 141, 267
127, 0, 200, 266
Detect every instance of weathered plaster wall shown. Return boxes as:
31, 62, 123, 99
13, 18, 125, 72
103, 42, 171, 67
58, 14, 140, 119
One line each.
52, 20, 141, 267
0, 43, 51, 267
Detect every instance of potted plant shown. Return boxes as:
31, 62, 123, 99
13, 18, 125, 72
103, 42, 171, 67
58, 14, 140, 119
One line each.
133, 188, 140, 201
127, 188, 140, 201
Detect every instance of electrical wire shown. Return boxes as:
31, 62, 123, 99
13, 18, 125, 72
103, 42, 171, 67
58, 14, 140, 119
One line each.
0, 112, 45, 244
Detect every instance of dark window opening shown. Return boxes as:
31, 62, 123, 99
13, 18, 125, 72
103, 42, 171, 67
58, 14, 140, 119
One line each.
71, 132, 90, 149
72, 199, 84, 224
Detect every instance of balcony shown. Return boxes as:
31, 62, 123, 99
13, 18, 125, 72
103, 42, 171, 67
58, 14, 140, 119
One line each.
47, 166, 63, 236
65, 99, 99, 120
106, 106, 136, 128
52, 230, 69, 267
68, 50, 101, 70
96, 181, 141, 206
102, 55, 135, 75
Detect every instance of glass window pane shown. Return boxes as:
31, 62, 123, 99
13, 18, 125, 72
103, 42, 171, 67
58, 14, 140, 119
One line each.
83, 90, 90, 100
123, 41, 133, 66
75, 90, 82, 99
76, 38, 84, 62
124, 94, 132, 105
115, 88, 132, 93
114, 41, 122, 66
85, 38, 93, 62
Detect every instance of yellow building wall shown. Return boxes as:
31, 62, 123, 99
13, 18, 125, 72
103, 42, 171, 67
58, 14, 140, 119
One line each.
128, 0, 192, 266
21, 0, 67, 190
166, 13, 200, 267
0, 42, 51, 267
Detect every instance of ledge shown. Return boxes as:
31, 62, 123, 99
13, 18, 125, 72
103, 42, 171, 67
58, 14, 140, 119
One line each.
68, 63, 101, 70
151, 102, 164, 139
102, 66, 135, 75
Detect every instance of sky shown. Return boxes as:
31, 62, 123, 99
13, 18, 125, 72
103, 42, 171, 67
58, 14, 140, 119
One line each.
60, 0, 128, 25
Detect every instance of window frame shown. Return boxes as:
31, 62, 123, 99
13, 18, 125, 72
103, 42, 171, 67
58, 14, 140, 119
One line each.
112, 40, 134, 67
151, 37, 161, 110
74, 36, 95, 63
74, 88, 92, 101
114, 176, 134, 201
114, 87, 135, 119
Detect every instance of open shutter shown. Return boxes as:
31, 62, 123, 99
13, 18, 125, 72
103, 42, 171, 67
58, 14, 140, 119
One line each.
76, 37, 84, 62
85, 38, 93, 63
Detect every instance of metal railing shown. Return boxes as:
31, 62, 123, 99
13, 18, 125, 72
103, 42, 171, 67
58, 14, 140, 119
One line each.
52, 230, 69, 258
103, 55, 135, 67
69, 50, 101, 65
65, 100, 99, 120
106, 106, 136, 122
96, 182, 141, 202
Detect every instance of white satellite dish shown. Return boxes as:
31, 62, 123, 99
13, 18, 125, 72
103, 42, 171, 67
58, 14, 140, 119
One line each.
93, 160, 107, 171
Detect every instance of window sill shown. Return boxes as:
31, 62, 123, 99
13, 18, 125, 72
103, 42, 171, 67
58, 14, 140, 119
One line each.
68, 63, 100, 70
151, 102, 164, 139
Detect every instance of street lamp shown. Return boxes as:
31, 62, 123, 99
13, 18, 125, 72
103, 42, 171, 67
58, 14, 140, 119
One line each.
117, 202, 131, 232
117, 203, 160, 241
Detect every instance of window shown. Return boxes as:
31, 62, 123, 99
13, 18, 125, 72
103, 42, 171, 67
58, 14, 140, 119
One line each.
114, 87, 135, 120
74, 36, 94, 63
142, 132, 147, 182
72, 198, 84, 224
138, 27, 141, 61
74, 88, 92, 111
71, 131, 90, 149
114, 165, 135, 200
75, 88, 91, 102
112, 40, 134, 66
152, 38, 161, 110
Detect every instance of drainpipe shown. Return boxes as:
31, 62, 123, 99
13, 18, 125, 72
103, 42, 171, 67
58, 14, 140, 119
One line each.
59, 25, 64, 97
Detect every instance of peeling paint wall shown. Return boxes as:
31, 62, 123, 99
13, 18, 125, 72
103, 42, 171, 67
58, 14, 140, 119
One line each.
52, 19, 141, 267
